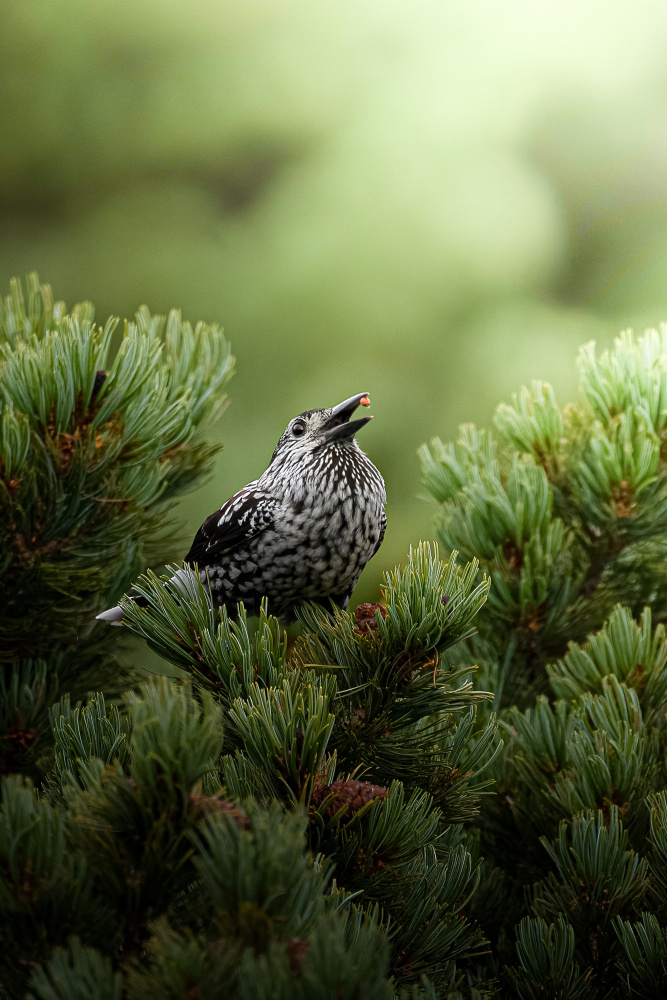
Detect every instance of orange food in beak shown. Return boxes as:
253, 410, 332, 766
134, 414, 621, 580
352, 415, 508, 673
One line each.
360, 396, 371, 407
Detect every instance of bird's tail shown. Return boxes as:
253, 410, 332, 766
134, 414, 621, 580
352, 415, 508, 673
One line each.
95, 604, 126, 626
95, 568, 193, 626
96, 594, 149, 626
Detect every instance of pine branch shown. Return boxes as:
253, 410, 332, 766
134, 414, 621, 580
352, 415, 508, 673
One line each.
0, 272, 233, 783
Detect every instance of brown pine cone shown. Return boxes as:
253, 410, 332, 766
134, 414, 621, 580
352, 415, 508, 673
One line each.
354, 602, 388, 635
188, 794, 251, 830
315, 779, 388, 819
3, 725, 36, 750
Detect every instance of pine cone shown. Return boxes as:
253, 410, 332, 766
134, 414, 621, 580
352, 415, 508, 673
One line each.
188, 794, 250, 830
3, 725, 36, 750
315, 779, 388, 819
354, 602, 388, 635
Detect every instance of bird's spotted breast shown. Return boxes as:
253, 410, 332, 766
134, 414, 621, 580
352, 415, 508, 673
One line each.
96, 395, 386, 629
189, 411, 386, 623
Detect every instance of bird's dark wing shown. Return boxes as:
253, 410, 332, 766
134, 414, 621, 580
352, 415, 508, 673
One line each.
185, 487, 280, 567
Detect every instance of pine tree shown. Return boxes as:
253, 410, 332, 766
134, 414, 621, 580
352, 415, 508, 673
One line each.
1, 555, 500, 998
0, 274, 498, 999
0, 274, 233, 779
420, 326, 667, 996
8, 270, 667, 996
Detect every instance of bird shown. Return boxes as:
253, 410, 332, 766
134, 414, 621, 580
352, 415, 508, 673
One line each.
96, 392, 387, 626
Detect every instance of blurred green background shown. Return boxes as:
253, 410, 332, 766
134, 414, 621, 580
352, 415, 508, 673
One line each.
4, 0, 667, 601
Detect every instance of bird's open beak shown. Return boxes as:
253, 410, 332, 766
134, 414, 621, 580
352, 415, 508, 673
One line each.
322, 392, 373, 442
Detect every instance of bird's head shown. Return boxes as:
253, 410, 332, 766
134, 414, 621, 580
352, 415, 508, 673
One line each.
271, 392, 373, 463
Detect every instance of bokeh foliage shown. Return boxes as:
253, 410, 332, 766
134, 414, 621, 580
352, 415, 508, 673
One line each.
4, 0, 667, 597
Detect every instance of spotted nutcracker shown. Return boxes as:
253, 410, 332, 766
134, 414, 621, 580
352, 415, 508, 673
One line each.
97, 392, 387, 626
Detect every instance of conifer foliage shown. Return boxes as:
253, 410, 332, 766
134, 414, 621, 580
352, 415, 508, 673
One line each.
421, 326, 667, 996
9, 549, 495, 999
0, 274, 233, 778
6, 267, 667, 997
0, 275, 498, 999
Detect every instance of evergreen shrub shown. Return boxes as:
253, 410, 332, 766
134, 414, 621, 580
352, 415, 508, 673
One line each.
0, 273, 233, 779
420, 325, 667, 995
3, 274, 667, 997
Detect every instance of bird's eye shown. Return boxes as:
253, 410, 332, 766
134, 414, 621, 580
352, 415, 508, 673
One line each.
291, 421, 306, 437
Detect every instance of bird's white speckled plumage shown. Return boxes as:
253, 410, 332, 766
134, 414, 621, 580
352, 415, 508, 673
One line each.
185, 398, 386, 622
97, 394, 386, 626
